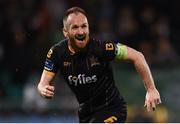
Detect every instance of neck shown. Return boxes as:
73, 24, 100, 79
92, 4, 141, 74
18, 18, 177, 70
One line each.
68, 43, 76, 55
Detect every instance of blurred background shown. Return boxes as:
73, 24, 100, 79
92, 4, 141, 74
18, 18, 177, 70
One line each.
0, 0, 180, 122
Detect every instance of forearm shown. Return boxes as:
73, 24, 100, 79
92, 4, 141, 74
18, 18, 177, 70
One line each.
134, 53, 156, 91
121, 46, 161, 111
115, 45, 156, 91
38, 70, 55, 85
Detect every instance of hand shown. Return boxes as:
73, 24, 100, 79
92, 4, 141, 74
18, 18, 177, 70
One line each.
144, 88, 161, 112
37, 84, 55, 99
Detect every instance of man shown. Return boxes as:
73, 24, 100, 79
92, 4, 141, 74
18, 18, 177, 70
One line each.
37, 7, 161, 123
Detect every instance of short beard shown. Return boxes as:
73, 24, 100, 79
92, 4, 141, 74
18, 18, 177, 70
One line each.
68, 35, 89, 53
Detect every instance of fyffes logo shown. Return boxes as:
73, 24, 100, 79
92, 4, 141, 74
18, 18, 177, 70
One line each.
68, 74, 97, 86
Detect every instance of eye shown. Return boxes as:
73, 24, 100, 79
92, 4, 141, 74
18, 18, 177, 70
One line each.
72, 25, 78, 29
82, 24, 87, 28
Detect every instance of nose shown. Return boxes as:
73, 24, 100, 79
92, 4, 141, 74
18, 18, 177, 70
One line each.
77, 27, 84, 35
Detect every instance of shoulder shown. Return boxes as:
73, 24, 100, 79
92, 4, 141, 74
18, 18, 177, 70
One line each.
52, 39, 67, 52
52, 39, 67, 49
89, 38, 117, 60
89, 38, 103, 51
48, 39, 68, 58
89, 37, 103, 46
89, 37, 116, 51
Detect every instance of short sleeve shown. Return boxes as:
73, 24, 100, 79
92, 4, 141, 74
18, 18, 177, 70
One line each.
96, 40, 117, 61
44, 46, 59, 73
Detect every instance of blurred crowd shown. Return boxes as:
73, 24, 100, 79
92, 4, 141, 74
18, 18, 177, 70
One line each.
0, 0, 179, 122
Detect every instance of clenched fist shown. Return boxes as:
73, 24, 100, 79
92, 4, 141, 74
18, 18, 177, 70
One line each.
37, 84, 55, 99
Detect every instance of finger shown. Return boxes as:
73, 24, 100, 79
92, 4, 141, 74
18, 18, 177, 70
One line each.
154, 98, 160, 105
45, 85, 55, 92
45, 92, 54, 97
144, 100, 147, 107
42, 91, 54, 97
157, 98, 162, 105
46, 90, 54, 95
44, 89, 54, 96
155, 99, 159, 105
42, 87, 54, 95
146, 101, 151, 112
43, 94, 54, 99
42, 92, 46, 96
154, 99, 158, 105
41, 92, 48, 97
151, 101, 156, 111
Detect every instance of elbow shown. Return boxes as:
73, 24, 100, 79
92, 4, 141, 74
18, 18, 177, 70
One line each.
137, 51, 145, 60
134, 51, 146, 64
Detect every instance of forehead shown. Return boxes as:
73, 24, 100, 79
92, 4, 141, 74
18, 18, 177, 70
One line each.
67, 13, 88, 26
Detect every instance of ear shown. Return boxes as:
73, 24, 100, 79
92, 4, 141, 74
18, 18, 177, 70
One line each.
63, 28, 68, 38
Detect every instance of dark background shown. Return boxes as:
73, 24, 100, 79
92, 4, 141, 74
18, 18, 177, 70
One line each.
0, 0, 180, 122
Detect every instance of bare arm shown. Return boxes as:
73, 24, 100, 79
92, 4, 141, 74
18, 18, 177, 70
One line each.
115, 44, 161, 111
37, 70, 56, 98
126, 47, 156, 90
127, 47, 161, 111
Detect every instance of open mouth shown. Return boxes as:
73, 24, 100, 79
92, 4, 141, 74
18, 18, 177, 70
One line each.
75, 35, 86, 41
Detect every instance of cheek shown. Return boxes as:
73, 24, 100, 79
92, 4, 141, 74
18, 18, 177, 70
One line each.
67, 31, 75, 37
85, 29, 90, 34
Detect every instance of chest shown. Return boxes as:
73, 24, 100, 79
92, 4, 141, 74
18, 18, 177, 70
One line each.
61, 54, 103, 75
59, 50, 113, 89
